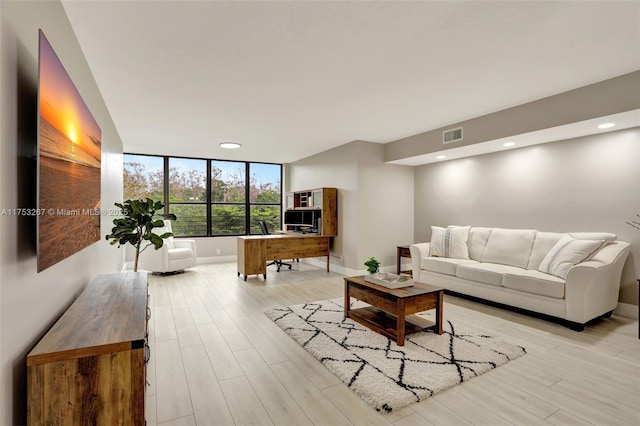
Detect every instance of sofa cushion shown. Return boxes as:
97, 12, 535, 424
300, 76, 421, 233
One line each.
481, 228, 536, 269
421, 257, 479, 276
168, 247, 194, 261
527, 232, 566, 270
502, 270, 565, 299
429, 226, 470, 259
456, 263, 524, 286
468, 227, 492, 261
538, 235, 605, 279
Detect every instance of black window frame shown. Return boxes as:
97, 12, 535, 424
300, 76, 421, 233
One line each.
123, 153, 283, 237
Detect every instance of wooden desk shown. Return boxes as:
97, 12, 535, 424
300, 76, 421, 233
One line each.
237, 234, 330, 280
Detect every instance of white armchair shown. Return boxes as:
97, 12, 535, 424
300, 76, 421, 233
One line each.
137, 220, 197, 273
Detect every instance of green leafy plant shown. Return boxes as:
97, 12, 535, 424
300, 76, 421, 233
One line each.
105, 199, 177, 272
364, 256, 381, 275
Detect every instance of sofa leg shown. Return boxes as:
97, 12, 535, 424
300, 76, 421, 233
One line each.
602, 310, 614, 319
566, 322, 585, 332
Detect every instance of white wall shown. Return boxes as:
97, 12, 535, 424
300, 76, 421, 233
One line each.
413, 128, 639, 305
287, 140, 359, 271
0, 1, 124, 423
357, 142, 414, 270
288, 140, 414, 273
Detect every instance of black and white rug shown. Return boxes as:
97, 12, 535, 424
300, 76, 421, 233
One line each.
265, 298, 526, 412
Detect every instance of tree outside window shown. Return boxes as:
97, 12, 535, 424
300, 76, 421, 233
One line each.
249, 163, 281, 234
168, 158, 207, 236
123, 154, 282, 237
123, 154, 163, 201
211, 161, 246, 235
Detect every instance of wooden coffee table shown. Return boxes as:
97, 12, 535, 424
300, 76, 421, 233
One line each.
343, 275, 443, 346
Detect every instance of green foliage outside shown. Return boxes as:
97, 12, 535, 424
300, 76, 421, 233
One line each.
123, 161, 163, 201
124, 158, 281, 236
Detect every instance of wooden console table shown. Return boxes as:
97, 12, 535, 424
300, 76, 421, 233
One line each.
27, 272, 149, 425
237, 234, 330, 280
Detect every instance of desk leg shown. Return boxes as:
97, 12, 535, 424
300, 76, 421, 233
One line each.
326, 255, 330, 272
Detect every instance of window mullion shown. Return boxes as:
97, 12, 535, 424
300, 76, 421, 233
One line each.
163, 156, 169, 214
206, 159, 212, 237
245, 162, 250, 235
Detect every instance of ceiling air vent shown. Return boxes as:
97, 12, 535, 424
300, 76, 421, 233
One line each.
443, 127, 463, 144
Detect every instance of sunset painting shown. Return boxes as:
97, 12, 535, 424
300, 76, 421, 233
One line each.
38, 30, 101, 272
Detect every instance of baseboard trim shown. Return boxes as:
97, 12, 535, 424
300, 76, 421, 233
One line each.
614, 302, 639, 319
296, 257, 358, 276
197, 255, 236, 264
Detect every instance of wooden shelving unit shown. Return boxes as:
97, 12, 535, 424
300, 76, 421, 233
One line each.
284, 187, 337, 236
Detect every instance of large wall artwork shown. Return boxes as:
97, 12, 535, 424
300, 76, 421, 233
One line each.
37, 30, 101, 271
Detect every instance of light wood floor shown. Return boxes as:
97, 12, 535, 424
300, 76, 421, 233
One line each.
144, 262, 639, 426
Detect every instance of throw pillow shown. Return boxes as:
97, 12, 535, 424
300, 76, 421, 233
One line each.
429, 226, 470, 259
538, 235, 605, 279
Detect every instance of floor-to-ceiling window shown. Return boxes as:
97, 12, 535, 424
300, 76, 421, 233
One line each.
248, 162, 282, 234
168, 157, 207, 236
123, 154, 282, 237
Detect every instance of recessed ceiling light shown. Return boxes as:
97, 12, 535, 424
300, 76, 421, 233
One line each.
503, 142, 516, 147
436, 155, 446, 160
219, 142, 241, 149
597, 122, 615, 129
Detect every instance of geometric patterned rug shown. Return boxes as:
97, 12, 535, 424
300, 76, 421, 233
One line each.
265, 298, 526, 412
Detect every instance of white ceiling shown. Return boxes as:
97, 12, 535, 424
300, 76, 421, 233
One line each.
61, 0, 640, 165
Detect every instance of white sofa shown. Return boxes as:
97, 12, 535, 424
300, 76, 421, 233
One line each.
410, 227, 631, 331
137, 220, 197, 273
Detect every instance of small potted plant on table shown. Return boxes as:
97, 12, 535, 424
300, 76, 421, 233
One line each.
364, 257, 381, 276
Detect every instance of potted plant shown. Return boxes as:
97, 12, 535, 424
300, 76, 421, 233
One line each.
364, 256, 381, 276
105, 198, 177, 272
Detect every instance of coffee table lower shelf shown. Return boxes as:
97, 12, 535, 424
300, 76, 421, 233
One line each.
347, 306, 435, 344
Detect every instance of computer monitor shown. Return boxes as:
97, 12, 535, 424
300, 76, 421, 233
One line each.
284, 209, 322, 230
284, 210, 311, 226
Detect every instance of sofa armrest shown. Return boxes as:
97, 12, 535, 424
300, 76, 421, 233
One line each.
409, 243, 430, 279
564, 241, 631, 324
174, 238, 197, 255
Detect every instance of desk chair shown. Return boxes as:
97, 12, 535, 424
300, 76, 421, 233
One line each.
258, 220, 292, 272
